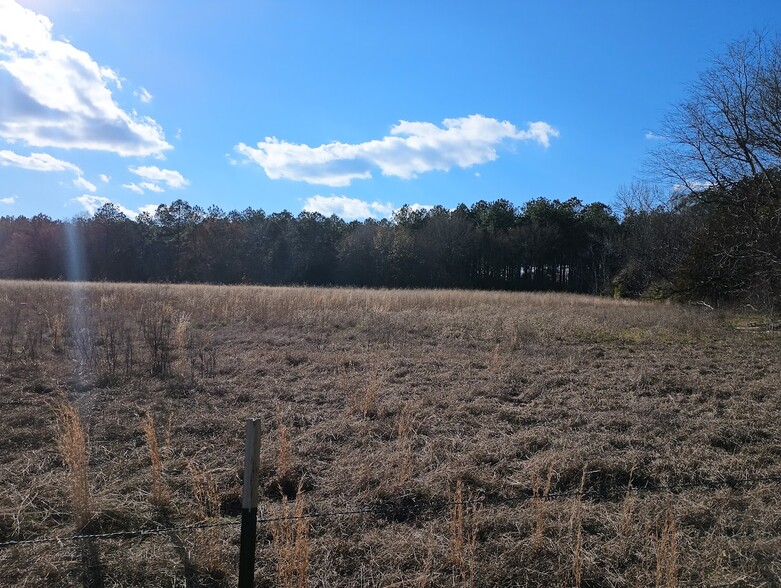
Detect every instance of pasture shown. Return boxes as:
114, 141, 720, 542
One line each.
0, 281, 779, 587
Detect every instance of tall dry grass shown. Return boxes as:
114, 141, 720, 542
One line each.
448, 480, 479, 588
569, 468, 588, 588
53, 399, 91, 530
533, 460, 557, 550
187, 461, 224, 575
396, 406, 415, 487
272, 481, 310, 588
142, 413, 169, 508
655, 507, 679, 588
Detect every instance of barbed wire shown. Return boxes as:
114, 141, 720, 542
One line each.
0, 519, 238, 548
2, 473, 780, 549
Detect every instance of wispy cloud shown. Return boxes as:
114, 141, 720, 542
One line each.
0, 149, 80, 173
122, 182, 144, 194
129, 165, 189, 191
0, 149, 95, 191
236, 115, 559, 187
134, 87, 153, 103
0, 1, 171, 156
99, 174, 110, 183
139, 181, 164, 193
73, 176, 96, 192
1, 196, 16, 204
645, 131, 666, 140
302, 195, 394, 220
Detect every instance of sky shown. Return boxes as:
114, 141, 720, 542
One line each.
0, 0, 779, 221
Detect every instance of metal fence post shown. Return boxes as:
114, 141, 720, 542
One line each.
239, 418, 262, 588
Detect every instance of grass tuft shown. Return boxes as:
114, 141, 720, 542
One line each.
54, 399, 92, 530
272, 480, 310, 588
449, 480, 479, 588
142, 413, 169, 508
655, 507, 679, 588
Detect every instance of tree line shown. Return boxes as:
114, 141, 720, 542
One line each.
1, 34, 779, 308
0, 197, 621, 292
0, 179, 775, 308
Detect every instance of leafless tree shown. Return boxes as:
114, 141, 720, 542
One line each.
652, 33, 781, 194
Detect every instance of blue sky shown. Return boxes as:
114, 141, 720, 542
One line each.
1, 0, 779, 221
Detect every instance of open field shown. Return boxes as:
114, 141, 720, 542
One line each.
0, 281, 780, 587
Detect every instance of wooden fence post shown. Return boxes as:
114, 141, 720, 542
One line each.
239, 418, 262, 588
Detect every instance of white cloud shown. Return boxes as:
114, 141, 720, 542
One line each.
1, 195, 16, 204
138, 203, 160, 217
235, 115, 559, 187
0, 149, 80, 173
134, 86, 152, 103
129, 165, 189, 189
139, 181, 164, 193
122, 182, 144, 194
71, 194, 138, 218
99, 174, 110, 183
0, 148, 95, 191
302, 195, 395, 220
0, 1, 171, 156
73, 175, 96, 192
403, 203, 434, 213
645, 131, 666, 140
175, 128, 183, 140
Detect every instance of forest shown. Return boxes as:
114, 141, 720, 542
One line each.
0, 178, 776, 308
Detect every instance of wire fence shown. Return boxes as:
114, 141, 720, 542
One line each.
2, 472, 780, 549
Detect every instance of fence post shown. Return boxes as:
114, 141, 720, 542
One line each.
239, 418, 262, 588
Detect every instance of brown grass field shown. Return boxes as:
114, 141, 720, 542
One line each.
0, 281, 779, 587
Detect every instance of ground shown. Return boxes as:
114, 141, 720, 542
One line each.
0, 282, 779, 587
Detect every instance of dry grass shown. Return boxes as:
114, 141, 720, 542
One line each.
271, 481, 310, 588
569, 467, 588, 588
448, 480, 479, 588
143, 413, 169, 508
656, 506, 679, 588
532, 460, 556, 550
187, 461, 225, 576
53, 399, 92, 531
0, 280, 780, 586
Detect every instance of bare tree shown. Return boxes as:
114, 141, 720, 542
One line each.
652, 33, 781, 194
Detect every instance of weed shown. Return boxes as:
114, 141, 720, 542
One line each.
620, 466, 636, 537
140, 301, 175, 377
143, 414, 169, 508
569, 468, 588, 588
396, 405, 414, 487
54, 399, 92, 530
655, 507, 679, 588
355, 369, 381, 418
449, 480, 479, 588
271, 480, 309, 588
489, 343, 501, 371
533, 460, 557, 550
187, 461, 224, 575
